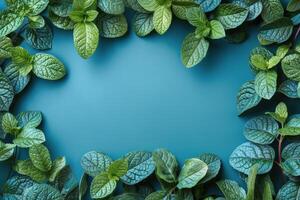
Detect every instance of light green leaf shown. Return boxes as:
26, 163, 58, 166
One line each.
246, 164, 258, 200
73, 22, 99, 59
90, 172, 117, 199
229, 142, 275, 175
153, 6, 172, 35
186, 7, 207, 27
0, 9, 24, 37
276, 44, 290, 59
29, 144, 52, 172
276, 181, 300, 200
108, 159, 128, 179
0, 141, 15, 161
13, 128, 45, 148
177, 158, 208, 189
10, 47, 32, 67
23, 183, 63, 200
25, 24, 53, 50
254, 70, 277, 100
237, 81, 262, 115
28, 15, 45, 29
81, 151, 112, 177
137, 0, 159, 12
32, 53, 66, 80
269, 102, 288, 124
217, 179, 246, 200
249, 47, 273, 72
181, 33, 209, 68
2, 112, 19, 134
98, 14, 128, 38
250, 54, 268, 70
49, 1, 72, 17
198, 153, 221, 184
0, 72, 14, 112
133, 13, 154, 37
15, 160, 48, 182
48, 10, 75, 30
261, 0, 283, 23
24, 0, 49, 16
0, 36, 13, 58
49, 157, 66, 182
281, 54, 300, 82
16, 111, 42, 128
121, 151, 155, 185
279, 127, 300, 136
258, 17, 293, 44
172, 0, 198, 20
153, 149, 178, 183
244, 115, 279, 145
232, 0, 263, 21
209, 20, 225, 39
215, 3, 248, 30
98, 0, 125, 15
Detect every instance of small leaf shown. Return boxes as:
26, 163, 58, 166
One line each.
29, 144, 52, 172
209, 20, 225, 39
32, 53, 66, 80
108, 159, 128, 179
133, 13, 154, 37
2, 112, 18, 134
98, 0, 125, 15
0, 36, 13, 58
217, 179, 246, 200
24, 23, 53, 50
254, 70, 277, 100
24, 0, 49, 16
287, 0, 300, 12
81, 151, 112, 177
16, 111, 42, 128
281, 54, 300, 82
276, 181, 300, 200
153, 6, 172, 35
198, 153, 221, 184
250, 54, 268, 70
261, 0, 283, 23
279, 127, 300, 136
48, 10, 74, 30
90, 172, 117, 199
177, 158, 208, 189
198, 0, 221, 12
278, 80, 300, 98
229, 142, 275, 175
13, 128, 45, 148
186, 7, 207, 27
98, 14, 128, 38
0, 71, 14, 111
79, 173, 88, 200
0, 141, 15, 161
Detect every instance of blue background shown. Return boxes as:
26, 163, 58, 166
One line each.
1, 1, 300, 191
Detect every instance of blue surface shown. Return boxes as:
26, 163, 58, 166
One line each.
1, 3, 300, 189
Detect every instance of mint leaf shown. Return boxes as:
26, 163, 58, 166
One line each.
0, 36, 13, 58
133, 13, 154, 37
186, 7, 207, 27
145, 191, 167, 200
229, 142, 275, 175
208, 20, 225, 39
287, 0, 300, 11
98, 0, 125, 15
0, 9, 24, 37
23, 183, 63, 200
15, 160, 48, 182
29, 144, 52, 172
0, 141, 15, 161
49, 10, 75, 30
24, 0, 49, 16
137, 0, 159, 12
153, 6, 172, 35
215, 3, 248, 30
49, 157, 66, 182
121, 151, 155, 185
32, 53, 66, 80
90, 172, 117, 199
199, 0, 221, 12
28, 15, 45, 29
73, 22, 99, 59
98, 14, 128, 38
278, 80, 300, 98
49, 1, 72, 17
249, 47, 273, 72
177, 158, 208, 189
172, 0, 198, 20
279, 127, 300, 136
276, 181, 300, 200
0, 71, 14, 111
281, 54, 300, 82
261, 0, 283, 23
250, 54, 268, 70
2, 175, 35, 196
24, 23, 53, 50
217, 179, 246, 200
81, 151, 112, 177
281, 142, 300, 176
2, 112, 19, 134
244, 115, 279, 145
108, 159, 128, 179
126, 0, 147, 12
13, 128, 45, 148
181, 33, 209, 68
198, 153, 221, 184
16, 111, 42, 128
254, 70, 277, 100
233, 0, 263, 21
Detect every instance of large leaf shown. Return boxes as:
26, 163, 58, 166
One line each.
74, 22, 99, 59
177, 158, 208, 189
198, 153, 221, 184
0, 72, 14, 111
133, 13, 154, 37
214, 3, 248, 30
279, 80, 300, 98
181, 33, 209, 68
258, 17, 293, 44
276, 181, 300, 200
4, 63, 30, 94
244, 115, 279, 144
49, 157, 66, 182
254, 70, 277, 100
90, 172, 117, 199
281, 54, 300, 82
16, 111, 42, 128
24, 23, 53, 50
261, 0, 283, 23
13, 128, 45, 148
229, 142, 275, 175
32, 53, 66, 80
15, 160, 48, 182
98, 0, 125, 15
107, 159, 128, 178
281, 142, 300, 176
237, 81, 262, 115
121, 151, 155, 185
23, 183, 63, 200
153, 6, 172, 35
0, 9, 24, 37
153, 149, 178, 183
217, 179, 246, 200
98, 14, 128, 38
81, 151, 112, 177
29, 144, 52, 172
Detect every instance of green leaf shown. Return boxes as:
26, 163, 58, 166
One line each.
32, 53, 66, 80
108, 159, 128, 179
121, 151, 155, 185
237, 81, 262, 115
29, 144, 52, 172
181, 33, 209, 68
254, 70, 277, 100
28, 15, 45, 29
198, 153, 221, 184
90, 172, 117, 199
49, 157, 66, 182
10, 47, 32, 67
48, 10, 75, 30
276, 44, 290, 59
281, 142, 300, 176
81, 151, 112, 177
2, 175, 35, 196
232, 0, 263, 21
125, 0, 148, 12
258, 17, 293, 44
16, 111, 42, 128
0, 72, 14, 111
249, 47, 273, 72
137, 0, 159, 12
13, 128, 45, 148
276, 181, 300, 200
217, 179, 246, 200
177, 158, 208, 189
229, 142, 275, 175
287, 0, 300, 12
244, 115, 279, 145
172, 0, 198, 20
246, 164, 258, 200
98, 14, 128, 38
209, 20, 225, 39
24, 0, 49, 16
23, 183, 63, 200
145, 191, 167, 200
186, 7, 207, 27
0, 141, 15, 161
24, 24, 53, 50
153, 149, 178, 183
15, 160, 48, 182
278, 80, 300, 98
49, 1, 72, 17
281, 54, 300, 82
262, 178, 273, 200
79, 173, 88, 200
153, 6, 172, 35
279, 127, 300, 136
250, 54, 268, 70
0, 36, 13, 58
0, 9, 24, 37
4, 63, 31, 94
261, 0, 283, 23
2, 112, 19, 134
268, 102, 288, 124
73, 22, 99, 59
214, 3, 248, 30
199, 0, 221, 12
133, 13, 154, 37
98, 0, 125, 15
